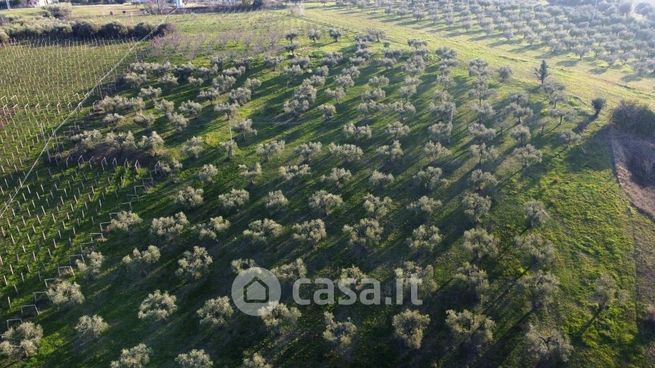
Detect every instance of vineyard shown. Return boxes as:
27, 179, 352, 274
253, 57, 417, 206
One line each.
0, 1, 654, 367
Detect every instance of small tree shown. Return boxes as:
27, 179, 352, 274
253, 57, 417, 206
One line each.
535, 60, 549, 85
138, 290, 177, 321
218, 189, 250, 211
392, 309, 430, 349
343, 218, 383, 247
75, 251, 104, 280
463, 227, 498, 261
0, 322, 43, 360
309, 190, 344, 216
497, 66, 513, 82
406, 224, 441, 251
176, 246, 213, 281
183, 137, 205, 159
414, 166, 448, 191
242, 353, 271, 368
591, 97, 606, 117
243, 219, 284, 244
175, 349, 213, 368
75, 315, 109, 341
110, 211, 143, 234
525, 200, 549, 228
363, 194, 394, 219
445, 309, 495, 354
47, 281, 85, 308
110, 344, 151, 368
260, 303, 301, 335
520, 270, 560, 311
516, 234, 555, 271
329, 28, 342, 42
151, 212, 189, 242
271, 258, 307, 283
454, 262, 490, 302
265, 190, 289, 212
513, 144, 543, 171
525, 324, 573, 364
590, 274, 625, 312
292, 219, 327, 246
122, 246, 161, 273
407, 196, 442, 217
197, 164, 218, 184
197, 296, 234, 327
462, 193, 492, 223
323, 312, 357, 356
176, 186, 204, 208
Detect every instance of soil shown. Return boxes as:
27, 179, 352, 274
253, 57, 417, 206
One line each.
610, 129, 655, 220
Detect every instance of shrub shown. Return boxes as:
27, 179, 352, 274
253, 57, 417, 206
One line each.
611, 101, 655, 137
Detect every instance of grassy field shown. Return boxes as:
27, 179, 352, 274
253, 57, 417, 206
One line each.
1, 3, 655, 368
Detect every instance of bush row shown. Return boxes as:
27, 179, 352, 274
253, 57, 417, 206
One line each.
0, 20, 175, 43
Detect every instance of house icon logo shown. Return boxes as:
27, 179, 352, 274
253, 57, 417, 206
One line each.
231, 267, 281, 316
244, 276, 269, 303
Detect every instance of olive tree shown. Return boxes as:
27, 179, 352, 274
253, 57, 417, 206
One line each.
175, 349, 213, 368
265, 190, 289, 212
243, 219, 284, 244
323, 312, 357, 356
309, 190, 344, 216
525, 324, 573, 364
343, 218, 384, 247
176, 187, 204, 208
110, 211, 142, 233
280, 164, 311, 181
520, 270, 560, 311
260, 303, 301, 335
462, 192, 492, 223
0, 322, 43, 360
75, 251, 104, 280
256, 140, 286, 162
406, 224, 442, 251
110, 344, 151, 368
197, 296, 234, 327
122, 246, 161, 272
392, 309, 430, 349
47, 280, 85, 308
176, 246, 213, 281
414, 166, 448, 191
321, 167, 352, 188
150, 212, 189, 242
242, 353, 271, 368
183, 137, 205, 159
363, 194, 394, 219
469, 169, 498, 192
138, 290, 177, 321
75, 315, 109, 341
292, 219, 327, 245
218, 189, 250, 211
454, 262, 490, 302
525, 200, 549, 228
197, 164, 218, 184
445, 309, 495, 354
407, 196, 442, 217
516, 234, 555, 271
463, 227, 498, 261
